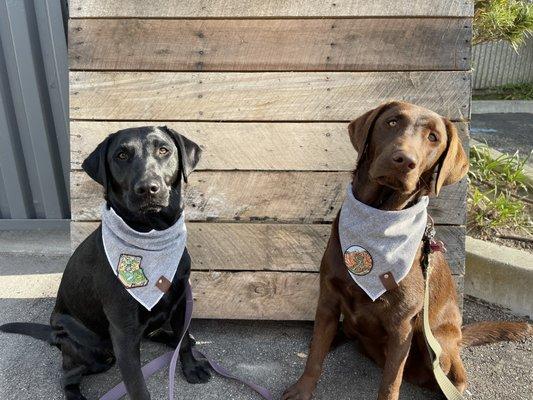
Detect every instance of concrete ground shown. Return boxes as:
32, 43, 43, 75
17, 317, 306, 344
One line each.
0, 230, 532, 400
0, 297, 531, 400
471, 112, 532, 164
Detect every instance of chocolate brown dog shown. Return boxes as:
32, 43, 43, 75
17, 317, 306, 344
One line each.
283, 102, 531, 400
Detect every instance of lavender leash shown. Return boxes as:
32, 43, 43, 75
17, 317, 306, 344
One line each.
100, 283, 273, 400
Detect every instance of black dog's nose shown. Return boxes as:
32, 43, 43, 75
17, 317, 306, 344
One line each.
134, 180, 161, 196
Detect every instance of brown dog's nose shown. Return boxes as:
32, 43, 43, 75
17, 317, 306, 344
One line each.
134, 180, 161, 196
392, 152, 417, 170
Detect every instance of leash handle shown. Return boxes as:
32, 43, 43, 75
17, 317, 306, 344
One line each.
100, 283, 273, 400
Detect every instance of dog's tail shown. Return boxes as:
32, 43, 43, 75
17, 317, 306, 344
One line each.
0, 322, 52, 343
461, 321, 532, 347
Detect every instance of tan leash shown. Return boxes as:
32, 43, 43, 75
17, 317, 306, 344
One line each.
422, 219, 466, 400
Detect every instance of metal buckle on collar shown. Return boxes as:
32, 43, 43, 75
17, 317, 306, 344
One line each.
422, 215, 446, 278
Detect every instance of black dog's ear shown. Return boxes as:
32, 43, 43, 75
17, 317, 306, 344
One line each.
160, 126, 202, 183
82, 134, 113, 192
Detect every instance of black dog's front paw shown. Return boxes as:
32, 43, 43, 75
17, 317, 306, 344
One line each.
181, 357, 211, 384
64, 385, 88, 400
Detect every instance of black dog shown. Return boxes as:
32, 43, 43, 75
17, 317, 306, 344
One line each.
1, 126, 211, 400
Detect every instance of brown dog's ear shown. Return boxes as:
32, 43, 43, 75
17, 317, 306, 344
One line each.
82, 134, 114, 194
348, 102, 398, 163
160, 126, 202, 183
433, 119, 468, 196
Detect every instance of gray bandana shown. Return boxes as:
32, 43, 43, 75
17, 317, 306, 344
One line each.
101, 203, 187, 311
339, 184, 429, 301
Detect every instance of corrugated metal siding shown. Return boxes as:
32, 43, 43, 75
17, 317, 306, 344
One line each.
473, 37, 533, 89
0, 0, 69, 228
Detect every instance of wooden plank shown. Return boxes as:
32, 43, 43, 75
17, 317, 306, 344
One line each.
71, 171, 467, 224
70, 71, 471, 121
70, 121, 351, 171
69, 0, 474, 18
454, 275, 464, 310
69, 18, 471, 72
436, 226, 466, 275
72, 222, 465, 275
194, 272, 463, 319
71, 121, 469, 171
191, 271, 319, 319
71, 121, 468, 171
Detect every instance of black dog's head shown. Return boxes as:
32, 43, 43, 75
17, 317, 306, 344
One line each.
82, 126, 201, 230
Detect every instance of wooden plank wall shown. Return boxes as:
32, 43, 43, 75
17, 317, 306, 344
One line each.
69, 0, 473, 320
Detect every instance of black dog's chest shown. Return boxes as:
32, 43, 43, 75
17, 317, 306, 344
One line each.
139, 271, 187, 329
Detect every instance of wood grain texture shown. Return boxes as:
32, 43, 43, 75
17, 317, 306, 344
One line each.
70, 71, 471, 121
69, 0, 474, 18
69, 18, 471, 71
72, 222, 465, 275
71, 171, 467, 225
71, 121, 469, 171
70, 121, 352, 171
191, 271, 319, 319
194, 272, 464, 319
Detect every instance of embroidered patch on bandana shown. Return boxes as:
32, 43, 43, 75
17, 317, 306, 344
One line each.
344, 245, 373, 276
117, 254, 149, 288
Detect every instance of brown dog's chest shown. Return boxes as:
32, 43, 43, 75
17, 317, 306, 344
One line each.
326, 234, 426, 333
341, 265, 425, 333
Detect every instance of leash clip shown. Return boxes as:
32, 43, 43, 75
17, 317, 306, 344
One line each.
424, 215, 446, 254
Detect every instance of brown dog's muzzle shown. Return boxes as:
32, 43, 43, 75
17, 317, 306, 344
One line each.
369, 143, 423, 193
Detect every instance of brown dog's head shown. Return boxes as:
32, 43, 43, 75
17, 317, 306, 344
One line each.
348, 101, 468, 196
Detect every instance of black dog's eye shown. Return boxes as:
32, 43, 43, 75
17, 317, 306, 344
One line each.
388, 119, 397, 127
117, 151, 128, 160
428, 132, 438, 142
158, 147, 169, 156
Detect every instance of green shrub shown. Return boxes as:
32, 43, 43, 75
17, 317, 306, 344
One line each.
474, 0, 533, 48
472, 82, 533, 100
468, 144, 532, 236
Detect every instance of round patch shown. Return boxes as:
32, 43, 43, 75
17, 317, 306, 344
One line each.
344, 245, 373, 276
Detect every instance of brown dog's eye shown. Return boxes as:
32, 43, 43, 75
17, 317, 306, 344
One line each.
117, 151, 128, 160
158, 147, 169, 156
428, 132, 438, 142
388, 120, 397, 127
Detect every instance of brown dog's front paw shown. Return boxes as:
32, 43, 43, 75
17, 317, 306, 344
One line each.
282, 380, 315, 400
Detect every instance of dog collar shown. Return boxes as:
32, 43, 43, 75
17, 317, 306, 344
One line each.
101, 203, 187, 311
338, 184, 429, 301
